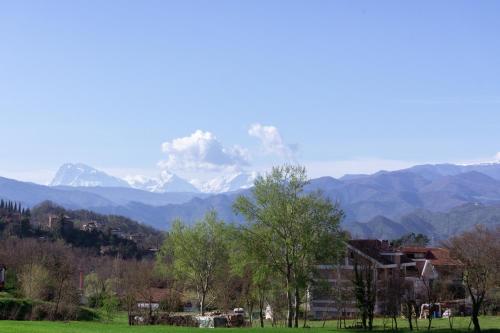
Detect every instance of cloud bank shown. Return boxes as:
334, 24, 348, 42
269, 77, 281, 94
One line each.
248, 123, 297, 159
159, 130, 249, 172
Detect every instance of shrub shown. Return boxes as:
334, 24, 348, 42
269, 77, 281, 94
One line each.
0, 298, 33, 320
30, 303, 51, 320
18, 264, 50, 300
101, 294, 119, 322
77, 306, 100, 321
0, 298, 99, 321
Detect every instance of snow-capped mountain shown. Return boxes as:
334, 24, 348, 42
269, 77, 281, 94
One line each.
123, 175, 159, 192
199, 172, 257, 193
50, 163, 254, 193
155, 171, 199, 193
126, 171, 199, 193
50, 163, 130, 188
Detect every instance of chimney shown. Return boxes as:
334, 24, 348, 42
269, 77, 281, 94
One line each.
381, 240, 389, 250
395, 254, 401, 266
79, 270, 84, 291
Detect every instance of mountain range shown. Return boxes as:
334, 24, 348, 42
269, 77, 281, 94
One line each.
2, 162, 500, 240
49, 163, 255, 194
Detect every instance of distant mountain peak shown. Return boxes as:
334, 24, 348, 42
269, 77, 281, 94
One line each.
125, 171, 199, 193
199, 172, 257, 193
153, 171, 199, 193
50, 163, 130, 188
124, 175, 158, 192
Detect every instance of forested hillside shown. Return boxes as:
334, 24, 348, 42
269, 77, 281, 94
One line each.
0, 200, 164, 259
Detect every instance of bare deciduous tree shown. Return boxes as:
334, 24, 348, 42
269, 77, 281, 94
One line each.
401, 280, 418, 331
379, 271, 404, 332
447, 225, 500, 333
353, 259, 376, 330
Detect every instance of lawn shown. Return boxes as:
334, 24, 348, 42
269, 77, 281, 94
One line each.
0, 316, 499, 333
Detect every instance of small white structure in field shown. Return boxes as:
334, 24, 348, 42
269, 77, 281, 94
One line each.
265, 304, 273, 320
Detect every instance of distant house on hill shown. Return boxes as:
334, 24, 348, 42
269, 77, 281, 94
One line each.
128, 233, 144, 243
110, 228, 126, 239
47, 214, 74, 232
47, 214, 59, 228
81, 221, 99, 232
0, 264, 6, 290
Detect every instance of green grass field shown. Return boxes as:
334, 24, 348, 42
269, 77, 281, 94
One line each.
0, 316, 498, 333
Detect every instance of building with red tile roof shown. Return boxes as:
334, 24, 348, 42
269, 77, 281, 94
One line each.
401, 246, 462, 279
310, 239, 417, 320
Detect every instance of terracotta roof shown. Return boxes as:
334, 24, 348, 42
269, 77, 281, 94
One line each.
401, 247, 462, 266
425, 248, 462, 266
348, 240, 413, 266
136, 288, 170, 303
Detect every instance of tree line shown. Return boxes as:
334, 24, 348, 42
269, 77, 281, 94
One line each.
0, 199, 31, 216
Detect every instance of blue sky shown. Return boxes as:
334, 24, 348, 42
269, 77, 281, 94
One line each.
1, 1, 499, 184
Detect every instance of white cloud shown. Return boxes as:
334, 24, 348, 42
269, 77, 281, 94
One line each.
459, 152, 500, 166
248, 123, 297, 159
159, 130, 249, 172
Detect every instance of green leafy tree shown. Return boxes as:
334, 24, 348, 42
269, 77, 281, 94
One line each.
233, 165, 344, 327
160, 210, 229, 315
229, 231, 274, 327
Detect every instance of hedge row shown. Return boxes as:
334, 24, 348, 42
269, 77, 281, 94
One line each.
0, 298, 99, 321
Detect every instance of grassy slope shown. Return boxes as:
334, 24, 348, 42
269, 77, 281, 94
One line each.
0, 317, 499, 333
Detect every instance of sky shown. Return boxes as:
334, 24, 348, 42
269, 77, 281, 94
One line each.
1, 1, 500, 185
